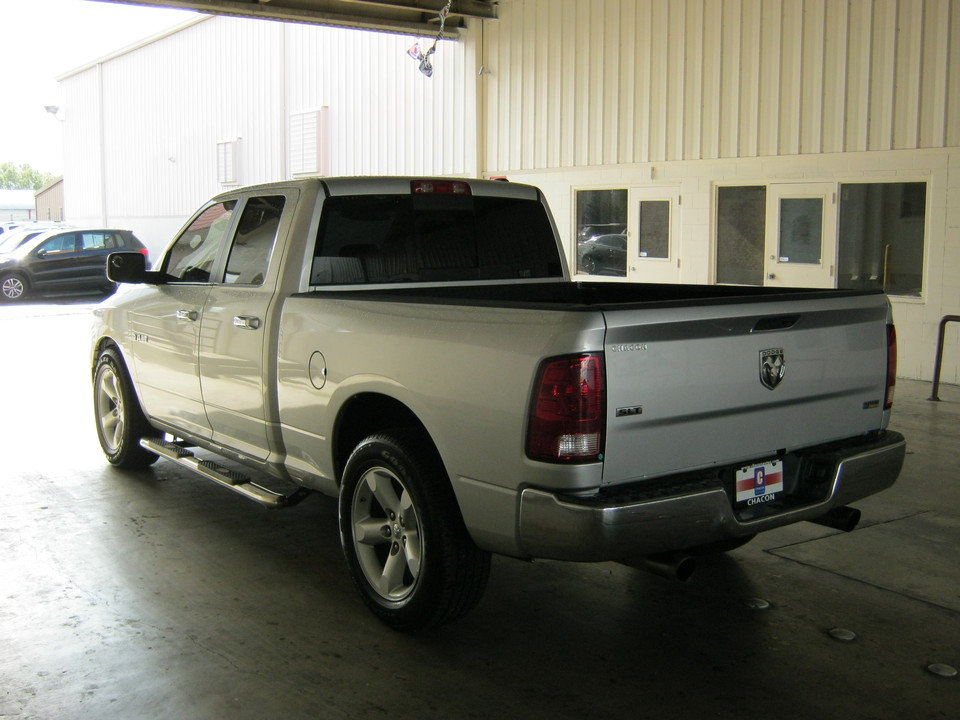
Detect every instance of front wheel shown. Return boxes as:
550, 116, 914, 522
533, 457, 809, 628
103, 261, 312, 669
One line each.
339, 432, 490, 631
93, 349, 159, 469
1, 273, 27, 301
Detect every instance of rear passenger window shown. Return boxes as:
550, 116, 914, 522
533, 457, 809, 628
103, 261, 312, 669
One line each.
80, 232, 120, 250
223, 196, 285, 285
311, 194, 561, 285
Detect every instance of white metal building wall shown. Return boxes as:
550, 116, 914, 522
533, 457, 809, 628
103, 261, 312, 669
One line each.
61, 68, 104, 225
59, 15, 471, 252
284, 22, 468, 177
483, 0, 960, 170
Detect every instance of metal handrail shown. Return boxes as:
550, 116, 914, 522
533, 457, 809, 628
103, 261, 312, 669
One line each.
929, 315, 960, 401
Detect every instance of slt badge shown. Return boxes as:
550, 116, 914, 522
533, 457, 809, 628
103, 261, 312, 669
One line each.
760, 348, 785, 390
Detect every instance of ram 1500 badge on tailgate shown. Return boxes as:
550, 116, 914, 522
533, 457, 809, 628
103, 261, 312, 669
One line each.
92, 177, 905, 630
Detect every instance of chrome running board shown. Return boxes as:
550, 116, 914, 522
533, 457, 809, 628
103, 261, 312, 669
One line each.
140, 438, 310, 509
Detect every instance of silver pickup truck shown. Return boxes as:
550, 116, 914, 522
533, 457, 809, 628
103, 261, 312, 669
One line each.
92, 177, 905, 630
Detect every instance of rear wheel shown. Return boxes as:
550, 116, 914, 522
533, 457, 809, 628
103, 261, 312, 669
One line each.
1, 273, 27, 301
339, 431, 490, 631
93, 348, 159, 469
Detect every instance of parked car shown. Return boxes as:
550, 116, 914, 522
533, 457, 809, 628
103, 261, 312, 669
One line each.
0, 227, 148, 301
576, 222, 626, 243
0, 223, 73, 254
577, 233, 627, 275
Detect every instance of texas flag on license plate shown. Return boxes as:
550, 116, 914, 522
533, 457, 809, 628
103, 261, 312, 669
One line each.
736, 460, 783, 503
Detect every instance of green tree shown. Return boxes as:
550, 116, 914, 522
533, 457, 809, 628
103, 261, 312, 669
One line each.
0, 163, 57, 190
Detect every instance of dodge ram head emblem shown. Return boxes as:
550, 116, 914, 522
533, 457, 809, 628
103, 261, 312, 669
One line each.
760, 348, 785, 390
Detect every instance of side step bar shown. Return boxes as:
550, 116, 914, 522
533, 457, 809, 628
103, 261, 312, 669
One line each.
140, 438, 310, 509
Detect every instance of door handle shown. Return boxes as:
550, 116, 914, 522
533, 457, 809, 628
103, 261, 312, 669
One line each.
176, 309, 198, 321
233, 315, 261, 330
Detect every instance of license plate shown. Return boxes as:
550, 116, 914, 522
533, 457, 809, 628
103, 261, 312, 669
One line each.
735, 459, 783, 506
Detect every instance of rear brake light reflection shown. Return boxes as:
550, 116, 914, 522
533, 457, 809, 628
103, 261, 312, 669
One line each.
411, 179, 471, 195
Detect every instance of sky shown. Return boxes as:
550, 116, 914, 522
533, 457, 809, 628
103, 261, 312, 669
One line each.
0, 0, 198, 176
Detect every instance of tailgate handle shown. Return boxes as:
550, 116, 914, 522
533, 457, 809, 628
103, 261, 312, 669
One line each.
752, 315, 800, 333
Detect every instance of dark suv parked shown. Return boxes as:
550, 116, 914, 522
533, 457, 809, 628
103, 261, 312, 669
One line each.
0, 228, 148, 301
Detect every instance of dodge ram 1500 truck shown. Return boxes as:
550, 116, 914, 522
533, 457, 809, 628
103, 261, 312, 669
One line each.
92, 177, 905, 630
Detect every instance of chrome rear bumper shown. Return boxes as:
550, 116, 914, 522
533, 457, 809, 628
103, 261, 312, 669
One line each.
517, 431, 906, 561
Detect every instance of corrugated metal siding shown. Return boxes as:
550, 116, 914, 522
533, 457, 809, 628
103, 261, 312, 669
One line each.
284, 24, 467, 176
99, 17, 286, 217
484, 0, 960, 171
61, 68, 103, 223
61, 15, 470, 229
35, 180, 64, 222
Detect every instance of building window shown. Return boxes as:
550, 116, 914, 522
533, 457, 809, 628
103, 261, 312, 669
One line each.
838, 182, 926, 297
575, 189, 627, 276
778, 197, 823, 264
716, 186, 765, 285
637, 200, 670, 259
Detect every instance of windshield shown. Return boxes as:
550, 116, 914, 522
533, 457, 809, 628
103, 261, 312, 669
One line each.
0, 230, 39, 253
0, 227, 65, 254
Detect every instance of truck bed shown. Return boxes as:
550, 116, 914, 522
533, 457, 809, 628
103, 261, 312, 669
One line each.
295, 280, 893, 490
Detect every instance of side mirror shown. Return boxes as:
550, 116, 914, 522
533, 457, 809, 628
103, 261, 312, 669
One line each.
107, 252, 154, 284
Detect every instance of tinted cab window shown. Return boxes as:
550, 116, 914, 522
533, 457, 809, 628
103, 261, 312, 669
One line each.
311, 194, 561, 284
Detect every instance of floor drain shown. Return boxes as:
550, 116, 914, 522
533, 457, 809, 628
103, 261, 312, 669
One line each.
827, 628, 858, 642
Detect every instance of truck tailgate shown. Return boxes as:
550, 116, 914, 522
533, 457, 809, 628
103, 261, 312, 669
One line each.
601, 293, 891, 485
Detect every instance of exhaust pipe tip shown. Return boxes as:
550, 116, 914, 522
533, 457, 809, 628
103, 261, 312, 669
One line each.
810, 505, 862, 533
624, 552, 697, 583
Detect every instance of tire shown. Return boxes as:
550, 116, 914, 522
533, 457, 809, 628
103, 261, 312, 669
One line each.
1, 273, 27, 301
339, 432, 491, 631
93, 348, 159, 469
579, 255, 597, 274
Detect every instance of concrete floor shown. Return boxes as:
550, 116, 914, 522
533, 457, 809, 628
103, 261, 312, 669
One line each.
1, 299, 958, 719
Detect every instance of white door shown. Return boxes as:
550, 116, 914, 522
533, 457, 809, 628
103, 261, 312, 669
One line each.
627, 187, 681, 283
764, 183, 837, 288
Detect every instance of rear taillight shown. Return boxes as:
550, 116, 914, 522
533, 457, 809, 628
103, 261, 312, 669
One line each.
526, 353, 605, 463
885, 324, 897, 410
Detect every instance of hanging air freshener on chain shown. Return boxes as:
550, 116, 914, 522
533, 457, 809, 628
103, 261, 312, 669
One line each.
407, 0, 452, 78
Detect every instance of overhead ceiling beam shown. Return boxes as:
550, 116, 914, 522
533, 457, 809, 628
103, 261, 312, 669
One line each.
90, 0, 497, 36
341, 0, 497, 20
